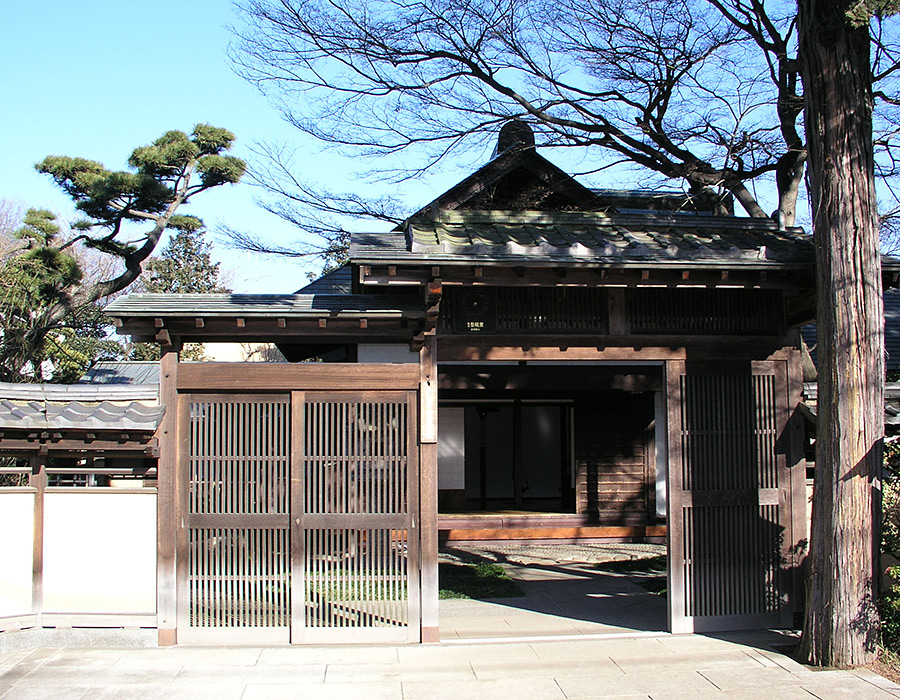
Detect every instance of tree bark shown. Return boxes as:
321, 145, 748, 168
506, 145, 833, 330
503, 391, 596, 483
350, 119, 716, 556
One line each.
798, 0, 884, 667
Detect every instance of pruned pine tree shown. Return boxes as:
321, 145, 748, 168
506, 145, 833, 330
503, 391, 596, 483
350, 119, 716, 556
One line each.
0, 125, 245, 382
130, 228, 231, 362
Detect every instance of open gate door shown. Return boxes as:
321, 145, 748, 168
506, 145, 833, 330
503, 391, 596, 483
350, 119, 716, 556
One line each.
176, 389, 420, 644
666, 360, 800, 634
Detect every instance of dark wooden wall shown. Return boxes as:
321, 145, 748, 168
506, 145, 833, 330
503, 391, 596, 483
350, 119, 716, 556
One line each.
574, 392, 655, 522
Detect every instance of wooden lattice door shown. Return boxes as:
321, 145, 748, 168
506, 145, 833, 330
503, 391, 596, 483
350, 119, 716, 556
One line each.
177, 390, 419, 644
667, 361, 798, 633
293, 392, 419, 643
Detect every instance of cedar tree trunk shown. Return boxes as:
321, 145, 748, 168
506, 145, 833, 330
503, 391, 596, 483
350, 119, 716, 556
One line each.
798, 0, 884, 667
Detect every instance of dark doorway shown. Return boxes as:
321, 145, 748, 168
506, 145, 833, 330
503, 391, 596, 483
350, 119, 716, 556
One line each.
463, 402, 571, 512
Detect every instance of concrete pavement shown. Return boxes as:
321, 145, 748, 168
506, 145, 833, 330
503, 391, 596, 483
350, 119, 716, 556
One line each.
2, 632, 899, 700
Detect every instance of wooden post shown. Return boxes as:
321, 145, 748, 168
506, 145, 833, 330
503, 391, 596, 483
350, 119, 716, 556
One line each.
608, 288, 630, 335
665, 359, 687, 634
30, 455, 46, 626
419, 333, 439, 642
157, 344, 180, 646
785, 348, 808, 617
513, 400, 523, 509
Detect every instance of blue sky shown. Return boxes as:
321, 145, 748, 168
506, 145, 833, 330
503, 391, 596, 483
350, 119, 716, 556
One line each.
0, 1, 381, 292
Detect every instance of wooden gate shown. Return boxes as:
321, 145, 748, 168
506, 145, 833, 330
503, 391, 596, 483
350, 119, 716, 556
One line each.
176, 389, 419, 644
667, 360, 801, 633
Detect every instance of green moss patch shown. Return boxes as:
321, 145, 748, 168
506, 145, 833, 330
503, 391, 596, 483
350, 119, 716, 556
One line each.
438, 561, 524, 600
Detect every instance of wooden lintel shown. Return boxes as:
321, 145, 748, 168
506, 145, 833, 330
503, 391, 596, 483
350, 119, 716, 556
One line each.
555, 268, 567, 278
514, 266, 525, 278
277, 318, 287, 328
195, 318, 205, 328
318, 318, 327, 328
760, 271, 768, 281
154, 318, 164, 328
236, 318, 246, 328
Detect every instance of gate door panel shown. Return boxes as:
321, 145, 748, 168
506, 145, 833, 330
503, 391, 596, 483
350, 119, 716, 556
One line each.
293, 392, 419, 644
667, 362, 795, 633
179, 395, 291, 644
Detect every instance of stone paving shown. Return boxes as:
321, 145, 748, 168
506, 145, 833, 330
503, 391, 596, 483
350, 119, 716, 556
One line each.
2, 632, 899, 700
1, 546, 893, 699
440, 542, 668, 639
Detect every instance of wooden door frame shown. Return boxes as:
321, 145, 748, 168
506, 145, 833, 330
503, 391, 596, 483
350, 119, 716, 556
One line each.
169, 362, 425, 645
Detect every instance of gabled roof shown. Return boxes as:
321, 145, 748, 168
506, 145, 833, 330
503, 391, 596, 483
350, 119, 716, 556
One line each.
352, 209, 813, 268
399, 146, 604, 225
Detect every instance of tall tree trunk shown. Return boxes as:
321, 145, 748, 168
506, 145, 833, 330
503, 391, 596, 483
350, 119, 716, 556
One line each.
798, 0, 883, 667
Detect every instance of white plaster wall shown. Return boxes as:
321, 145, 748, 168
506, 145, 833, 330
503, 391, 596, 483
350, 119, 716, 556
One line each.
0, 492, 34, 618
438, 407, 466, 490
43, 491, 156, 614
357, 344, 420, 363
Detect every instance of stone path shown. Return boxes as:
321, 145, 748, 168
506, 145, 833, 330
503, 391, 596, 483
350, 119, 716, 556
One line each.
440, 543, 668, 639
2, 632, 899, 700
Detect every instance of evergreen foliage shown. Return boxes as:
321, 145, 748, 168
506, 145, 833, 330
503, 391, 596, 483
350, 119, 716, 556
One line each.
0, 125, 244, 382
130, 228, 231, 362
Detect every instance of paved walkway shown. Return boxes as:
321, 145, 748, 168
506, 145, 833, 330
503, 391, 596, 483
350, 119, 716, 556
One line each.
2, 632, 899, 700
441, 556, 667, 639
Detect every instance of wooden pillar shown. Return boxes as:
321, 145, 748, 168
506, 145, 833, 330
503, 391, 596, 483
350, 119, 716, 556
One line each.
665, 359, 688, 634
157, 344, 180, 646
30, 455, 46, 626
785, 348, 808, 616
608, 288, 630, 335
513, 400, 523, 509
419, 333, 439, 642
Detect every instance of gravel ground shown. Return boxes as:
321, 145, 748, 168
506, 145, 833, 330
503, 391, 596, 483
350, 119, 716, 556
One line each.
439, 542, 666, 567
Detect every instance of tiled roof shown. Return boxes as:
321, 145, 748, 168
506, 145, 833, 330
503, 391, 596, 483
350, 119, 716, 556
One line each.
295, 266, 353, 295
352, 210, 815, 267
0, 398, 165, 432
79, 362, 160, 386
105, 293, 424, 318
0, 381, 158, 403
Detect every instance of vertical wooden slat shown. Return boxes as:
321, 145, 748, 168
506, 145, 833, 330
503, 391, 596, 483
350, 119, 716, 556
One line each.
158, 347, 180, 646
420, 333, 439, 642
666, 359, 688, 633
30, 455, 45, 625
291, 391, 305, 643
